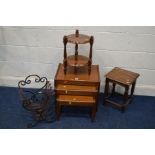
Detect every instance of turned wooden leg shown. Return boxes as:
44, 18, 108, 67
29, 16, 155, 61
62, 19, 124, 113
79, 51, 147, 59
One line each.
112, 83, 116, 95
91, 105, 96, 122
88, 65, 91, 75
88, 61, 91, 75
74, 66, 77, 74
64, 68, 67, 74
63, 60, 67, 74
96, 96, 98, 112
95, 84, 100, 112
63, 36, 67, 74
128, 81, 136, 104
56, 103, 61, 121
122, 86, 129, 111
130, 82, 136, 98
89, 36, 93, 75
103, 78, 109, 105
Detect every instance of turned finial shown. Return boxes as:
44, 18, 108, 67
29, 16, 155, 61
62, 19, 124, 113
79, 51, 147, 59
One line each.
90, 36, 94, 44
75, 30, 79, 37
63, 36, 67, 44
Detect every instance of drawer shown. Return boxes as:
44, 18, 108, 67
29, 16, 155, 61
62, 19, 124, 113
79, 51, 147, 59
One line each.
57, 95, 96, 106
55, 80, 100, 86
55, 84, 98, 95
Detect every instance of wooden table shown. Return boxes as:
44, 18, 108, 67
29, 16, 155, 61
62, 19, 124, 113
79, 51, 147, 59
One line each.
104, 67, 139, 111
54, 63, 100, 121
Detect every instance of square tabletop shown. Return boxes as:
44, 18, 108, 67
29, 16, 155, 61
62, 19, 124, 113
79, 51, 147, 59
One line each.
105, 67, 139, 86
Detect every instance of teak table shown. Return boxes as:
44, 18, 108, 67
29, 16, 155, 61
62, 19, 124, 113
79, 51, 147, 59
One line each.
54, 63, 100, 121
104, 67, 139, 111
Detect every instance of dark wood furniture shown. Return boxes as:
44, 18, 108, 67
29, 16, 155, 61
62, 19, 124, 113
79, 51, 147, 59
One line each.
54, 63, 100, 121
104, 67, 140, 111
63, 30, 94, 74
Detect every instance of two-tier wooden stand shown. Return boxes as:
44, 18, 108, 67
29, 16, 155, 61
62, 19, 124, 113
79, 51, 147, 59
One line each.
63, 30, 94, 74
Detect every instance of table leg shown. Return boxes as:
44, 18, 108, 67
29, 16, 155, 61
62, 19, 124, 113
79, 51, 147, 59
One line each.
91, 105, 96, 122
112, 83, 116, 95
74, 66, 77, 74
103, 78, 109, 105
122, 86, 129, 111
56, 103, 61, 121
128, 81, 136, 104
88, 65, 91, 75
63, 60, 67, 74
130, 81, 136, 97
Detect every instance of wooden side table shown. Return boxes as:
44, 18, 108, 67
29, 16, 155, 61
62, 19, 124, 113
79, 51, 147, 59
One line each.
54, 63, 100, 121
104, 67, 140, 111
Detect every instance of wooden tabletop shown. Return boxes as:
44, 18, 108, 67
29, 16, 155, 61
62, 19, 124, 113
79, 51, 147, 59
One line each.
67, 34, 90, 44
55, 63, 100, 83
105, 67, 139, 85
57, 95, 95, 104
67, 55, 89, 67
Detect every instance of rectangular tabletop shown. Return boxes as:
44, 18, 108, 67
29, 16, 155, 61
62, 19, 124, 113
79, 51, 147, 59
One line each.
55, 63, 100, 83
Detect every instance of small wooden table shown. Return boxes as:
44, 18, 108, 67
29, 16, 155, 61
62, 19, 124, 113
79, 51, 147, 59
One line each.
104, 67, 139, 111
54, 63, 100, 121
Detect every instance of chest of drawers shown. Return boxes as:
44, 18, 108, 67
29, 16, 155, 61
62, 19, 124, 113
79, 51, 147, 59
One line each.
54, 63, 100, 121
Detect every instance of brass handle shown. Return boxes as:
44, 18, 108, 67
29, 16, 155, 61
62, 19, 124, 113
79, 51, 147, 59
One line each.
75, 77, 79, 81
65, 90, 68, 94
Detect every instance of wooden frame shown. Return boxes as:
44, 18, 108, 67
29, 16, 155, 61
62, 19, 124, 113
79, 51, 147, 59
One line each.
103, 67, 139, 111
54, 63, 100, 121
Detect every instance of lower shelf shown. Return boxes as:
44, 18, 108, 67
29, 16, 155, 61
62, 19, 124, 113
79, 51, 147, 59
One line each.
67, 55, 89, 67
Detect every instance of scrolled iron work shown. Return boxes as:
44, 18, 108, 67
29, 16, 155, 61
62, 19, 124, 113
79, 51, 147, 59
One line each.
18, 74, 55, 128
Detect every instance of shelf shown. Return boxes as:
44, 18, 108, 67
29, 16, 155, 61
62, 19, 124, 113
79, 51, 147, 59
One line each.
67, 34, 90, 44
67, 55, 89, 67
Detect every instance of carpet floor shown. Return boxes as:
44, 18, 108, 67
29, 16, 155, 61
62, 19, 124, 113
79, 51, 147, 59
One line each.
0, 86, 155, 129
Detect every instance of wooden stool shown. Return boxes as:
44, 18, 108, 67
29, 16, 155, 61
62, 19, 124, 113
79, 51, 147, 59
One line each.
104, 67, 139, 111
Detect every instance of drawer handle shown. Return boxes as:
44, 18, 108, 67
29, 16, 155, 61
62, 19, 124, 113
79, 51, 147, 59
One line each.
75, 77, 79, 81
69, 101, 72, 105
73, 98, 76, 101
65, 90, 68, 94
